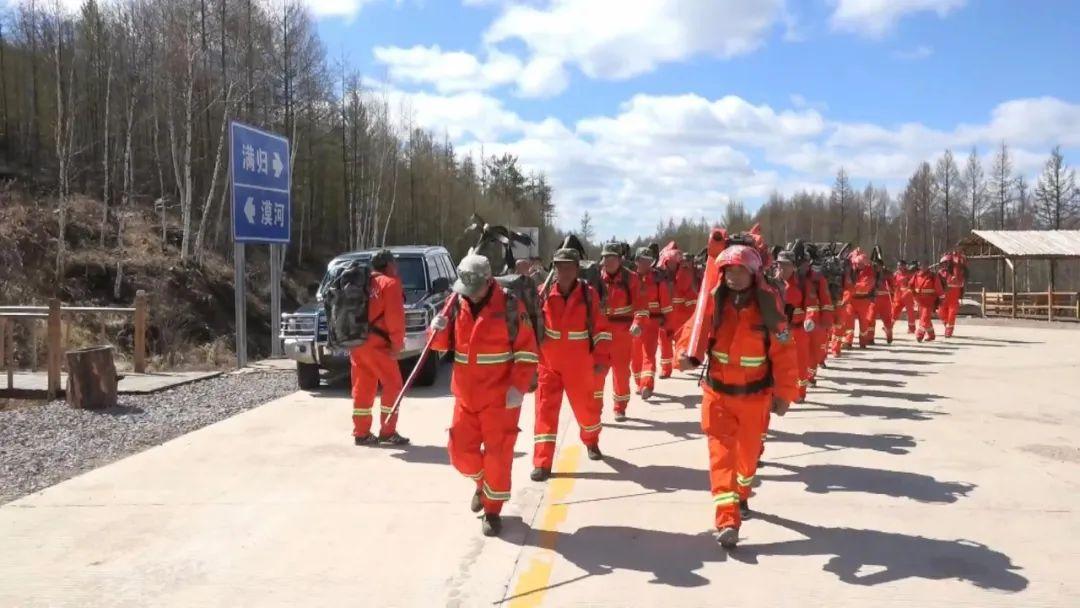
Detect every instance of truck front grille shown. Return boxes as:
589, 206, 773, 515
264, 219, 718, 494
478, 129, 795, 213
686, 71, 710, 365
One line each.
405, 309, 429, 333
281, 315, 318, 338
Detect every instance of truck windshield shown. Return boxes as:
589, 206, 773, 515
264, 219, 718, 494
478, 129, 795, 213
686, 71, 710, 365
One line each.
319, 255, 427, 296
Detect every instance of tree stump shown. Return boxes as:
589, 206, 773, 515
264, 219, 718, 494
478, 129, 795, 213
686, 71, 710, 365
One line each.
65, 346, 118, 410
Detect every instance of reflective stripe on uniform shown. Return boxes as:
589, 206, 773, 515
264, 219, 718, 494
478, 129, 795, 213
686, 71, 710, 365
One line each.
737, 474, 754, 487
464, 469, 484, 480
711, 351, 730, 364
659, 358, 672, 365
593, 391, 604, 399
822, 304, 835, 311
613, 394, 631, 403
482, 482, 511, 502
608, 306, 633, 316
513, 351, 539, 363
592, 332, 612, 344
672, 298, 686, 304
660, 306, 674, 314
534, 434, 558, 444
353, 408, 373, 417
793, 308, 805, 315
380, 406, 395, 414
634, 311, 650, 318
806, 306, 820, 312
581, 421, 603, 433
740, 356, 766, 368
713, 491, 740, 507
476, 352, 513, 364
567, 330, 591, 341
454, 352, 469, 364
544, 328, 562, 340
639, 371, 655, 378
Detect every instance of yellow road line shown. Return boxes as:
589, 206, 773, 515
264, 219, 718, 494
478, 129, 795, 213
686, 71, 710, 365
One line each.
507, 444, 582, 608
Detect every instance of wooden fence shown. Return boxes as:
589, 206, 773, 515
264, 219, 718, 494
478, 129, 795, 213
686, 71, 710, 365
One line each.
967, 288, 1080, 322
0, 291, 148, 399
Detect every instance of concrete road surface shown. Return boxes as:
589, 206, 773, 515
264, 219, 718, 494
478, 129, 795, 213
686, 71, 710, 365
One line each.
1, 323, 1078, 607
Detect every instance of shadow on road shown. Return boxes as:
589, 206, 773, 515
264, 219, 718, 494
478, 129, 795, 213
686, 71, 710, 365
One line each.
385, 443, 525, 466
796, 401, 946, 422
861, 358, 950, 366
731, 512, 1028, 592
836, 366, 931, 377
551, 455, 706, 494
498, 513, 1027, 598
648, 391, 700, 409
605, 418, 703, 440
768, 429, 916, 455
820, 375, 907, 388
818, 386, 946, 403
759, 462, 976, 503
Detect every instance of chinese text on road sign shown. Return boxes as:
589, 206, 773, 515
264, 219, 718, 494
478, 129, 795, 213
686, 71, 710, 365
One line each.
230, 122, 291, 243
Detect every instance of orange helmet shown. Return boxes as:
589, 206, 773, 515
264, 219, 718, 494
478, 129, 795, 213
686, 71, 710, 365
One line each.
716, 244, 762, 275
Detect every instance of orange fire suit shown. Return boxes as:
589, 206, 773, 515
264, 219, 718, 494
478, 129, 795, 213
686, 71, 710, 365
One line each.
431, 285, 539, 515
849, 266, 878, 348
350, 270, 406, 438
830, 273, 855, 356
534, 281, 612, 469
594, 268, 647, 416
631, 270, 672, 394
911, 271, 944, 342
805, 269, 832, 380
870, 271, 895, 344
659, 266, 697, 377
783, 273, 820, 401
676, 288, 799, 531
891, 268, 916, 333
939, 267, 965, 337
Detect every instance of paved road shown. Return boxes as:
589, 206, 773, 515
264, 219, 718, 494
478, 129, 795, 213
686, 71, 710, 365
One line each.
1, 323, 1078, 606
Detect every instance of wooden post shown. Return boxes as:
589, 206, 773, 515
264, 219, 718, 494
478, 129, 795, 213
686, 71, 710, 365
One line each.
65, 346, 118, 409
1009, 259, 1017, 319
0, 317, 7, 391
4, 318, 11, 391
980, 287, 987, 317
47, 299, 62, 399
134, 290, 147, 374
1048, 287, 1054, 322
1075, 292, 1080, 321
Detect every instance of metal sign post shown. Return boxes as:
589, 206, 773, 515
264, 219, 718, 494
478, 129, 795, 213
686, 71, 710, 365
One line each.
229, 121, 291, 368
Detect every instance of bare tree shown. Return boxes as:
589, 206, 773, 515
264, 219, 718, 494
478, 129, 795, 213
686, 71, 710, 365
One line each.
830, 167, 853, 240
934, 149, 961, 246
962, 147, 985, 232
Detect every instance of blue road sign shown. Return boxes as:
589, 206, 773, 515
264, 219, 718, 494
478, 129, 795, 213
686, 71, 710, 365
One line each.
230, 122, 291, 243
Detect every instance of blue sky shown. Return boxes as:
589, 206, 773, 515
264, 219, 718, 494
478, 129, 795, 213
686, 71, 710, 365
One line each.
310, 0, 1080, 239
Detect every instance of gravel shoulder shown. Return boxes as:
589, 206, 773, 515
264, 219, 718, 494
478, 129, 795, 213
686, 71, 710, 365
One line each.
0, 370, 298, 505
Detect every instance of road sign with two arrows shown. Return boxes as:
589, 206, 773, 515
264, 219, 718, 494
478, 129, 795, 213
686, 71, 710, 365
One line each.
230, 122, 291, 243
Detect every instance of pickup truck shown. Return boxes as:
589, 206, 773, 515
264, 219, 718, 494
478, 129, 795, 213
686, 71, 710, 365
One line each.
280, 246, 458, 390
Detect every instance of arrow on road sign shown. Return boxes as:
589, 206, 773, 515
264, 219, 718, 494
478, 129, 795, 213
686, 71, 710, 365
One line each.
244, 197, 256, 224
272, 153, 284, 179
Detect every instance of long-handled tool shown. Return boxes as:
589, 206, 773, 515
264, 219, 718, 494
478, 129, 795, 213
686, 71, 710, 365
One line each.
385, 293, 459, 420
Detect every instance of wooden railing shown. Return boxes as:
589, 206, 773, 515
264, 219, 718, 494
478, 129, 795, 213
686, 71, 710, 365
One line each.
0, 291, 148, 398
968, 288, 1080, 321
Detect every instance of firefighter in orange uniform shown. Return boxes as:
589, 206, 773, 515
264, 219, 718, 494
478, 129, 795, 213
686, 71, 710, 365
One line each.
848, 249, 878, 348
631, 248, 672, 400
676, 244, 799, 549
938, 253, 967, 337
870, 255, 896, 345
658, 243, 697, 378
351, 249, 409, 446
911, 261, 945, 342
801, 245, 832, 384
891, 261, 918, 334
777, 250, 819, 402
531, 248, 612, 482
594, 242, 647, 422
430, 254, 539, 537
830, 258, 856, 355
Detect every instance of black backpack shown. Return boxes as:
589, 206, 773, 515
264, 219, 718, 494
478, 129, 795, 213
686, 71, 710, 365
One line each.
584, 264, 632, 311
324, 261, 383, 348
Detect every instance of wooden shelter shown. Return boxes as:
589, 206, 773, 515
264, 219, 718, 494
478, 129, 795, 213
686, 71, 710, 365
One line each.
956, 230, 1080, 321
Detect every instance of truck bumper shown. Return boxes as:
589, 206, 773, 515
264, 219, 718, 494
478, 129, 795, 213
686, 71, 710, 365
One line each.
285, 332, 429, 370
283, 339, 318, 365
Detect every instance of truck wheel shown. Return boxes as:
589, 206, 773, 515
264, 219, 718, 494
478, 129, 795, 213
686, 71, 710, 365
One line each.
297, 362, 321, 390
414, 353, 440, 387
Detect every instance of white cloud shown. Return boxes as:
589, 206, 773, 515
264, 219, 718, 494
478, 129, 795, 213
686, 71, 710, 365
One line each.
381, 84, 1079, 238
485, 0, 785, 81
892, 44, 934, 60
303, 0, 379, 19
830, 0, 966, 38
373, 45, 522, 94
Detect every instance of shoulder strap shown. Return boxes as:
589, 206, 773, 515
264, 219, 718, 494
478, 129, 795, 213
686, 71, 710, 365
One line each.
502, 287, 520, 346
620, 268, 632, 297
580, 279, 595, 353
